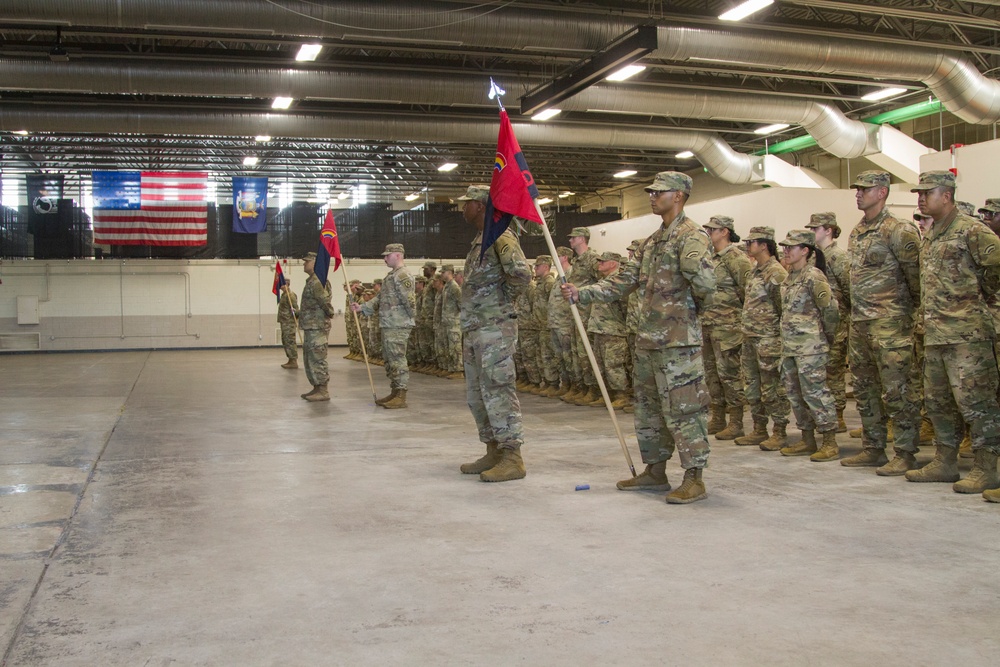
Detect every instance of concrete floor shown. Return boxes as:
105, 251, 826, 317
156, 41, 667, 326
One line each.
1, 348, 998, 666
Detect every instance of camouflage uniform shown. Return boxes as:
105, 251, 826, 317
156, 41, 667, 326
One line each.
417, 263, 438, 365
578, 209, 716, 470
433, 279, 445, 369
587, 254, 630, 394
407, 280, 424, 365
569, 234, 602, 389
814, 229, 851, 412
344, 286, 361, 358
847, 173, 922, 454
360, 259, 416, 391
441, 270, 463, 373
461, 228, 532, 451
532, 262, 560, 386
514, 278, 538, 383
277, 288, 299, 361
299, 273, 335, 386
548, 249, 578, 390
369, 279, 383, 361
779, 231, 840, 434
741, 239, 791, 428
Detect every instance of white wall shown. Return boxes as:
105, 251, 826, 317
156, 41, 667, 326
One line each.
919, 138, 1000, 208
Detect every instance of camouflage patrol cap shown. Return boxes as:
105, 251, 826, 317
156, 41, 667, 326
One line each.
910, 170, 956, 191
851, 170, 890, 189
568, 226, 591, 239
644, 171, 693, 195
703, 215, 735, 232
958, 201, 976, 216
373, 278, 383, 285
441, 263, 456, 273
363, 289, 375, 297
979, 198, 1000, 215
349, 279, 361, 285
381, 243, 405, 255
303, 251, 318, 261
457, 185, 489, 203
534, 254, 553, 266
598, 251, 623, 263
913, 211, 931, 223
779, 229, 817, 247
556, 246, 574, 258
627, 238, 644, 252
806, 212, 839, 229
415, 276, 426, 284
455, 268, 463, 274
745, 226, 775, 241
422, 261, 437, 269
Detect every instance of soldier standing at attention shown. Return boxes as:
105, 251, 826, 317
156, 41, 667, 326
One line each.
622, 238, 646, 413
455, 185, 532, 482
905, 173, 1000, 494
408, 277, 425, 368
701, 215, 752, 440
278, 278, 299, 369
440, 264, 464, 380
565, 227, 603, 406
562, 172, 717, 504
415, 262, 437, 372
547, 247, 579, 398
735, 227, 792, 450
775, 230, 841, 461
299, 252, 335, 402
586, 251, 631, 410
352, 243, 416, 409
531, 255, 561, 396
369, 278, 383, 364
805, 213, 851, 432
841, 170, 922, 476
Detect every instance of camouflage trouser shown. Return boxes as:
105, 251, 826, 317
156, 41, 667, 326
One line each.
302, 328, 330, 386
703, 326, 745, 410
406, 328, 418, 365
626, 333, 636, 398
827, 325, 849, 411
281, 322, 298, 360
594, 333, 629, 392
632, 345, 711, 469
781, 354, 837, 433
416, 325, 434, 364
538, 329, 560, 385
371, 324, 383, 360
849, 318, 920, 452
572, 306, 596, 386
550, 328, 575, 386
520, 328, 541, 384
924, 341, 1000, 453
445, 330, 463, 372
381, 327, 411, 390
742, 337, 790, 426
345, 313, 359, 355
463, 319, 523, 450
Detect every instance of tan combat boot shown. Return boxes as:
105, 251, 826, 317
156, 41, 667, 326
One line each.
560, 384, 582, 403
616, 461, 670, 491
304, 383, 330, 402
714, 407, 745, 440
758, 423, 788, 451
666, 468, 707, 504
849, 427, 863, 439
374, 388, 397, 406
707, 404, 727, 435
953, 449, 1000, 494
781, 429, 817, 457
984, 487, 1000, 503
301, 386, 319, 399
382, 389, 407, 409
552, 383, 572, 398
575, 386, 600, 406
480, 447, 526, 482
515, 378, 530, 391
841, 447, 889, 467
541, 384, 562, 398
735, 419, 769, 446
876, 449, 917, 476
610, 391, 629, 410
920, 417, 936, 446
281, 358, 298, 369
460, 441, 500, 474
836, 408, 847, 433
905, 445, 960, 483
959, 425, 972, 459
446, 371, 464, 380
810, 430, 840, 462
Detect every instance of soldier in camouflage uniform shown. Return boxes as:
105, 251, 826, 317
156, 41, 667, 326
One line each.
622, 238, 645, 413
903, 173, 1000, 495
776, 230, 841, 461
805, 213, 851, 432
455, 185, 533, 483
353, 243, 416, 409
408, 277, 425, 367
369, 278, 383, 364
531, 255, 561, 396
343, 280, 362, 361
736, 227, 792, 450
415, 262, 437, 372
586, 251, 631, 409
432, 272, 447, 376
299, 252, 335, 401
548, 247, 579, 397
564, 172, 717, 504
514, 270, 536, 390
278, 279, 300, 369
359, 287, 373, 361
980, 199, 1000, 502
440, 264, 464, 379
842, 170, 923, 476
565, 227, 603, 406
701, 216, 752, 440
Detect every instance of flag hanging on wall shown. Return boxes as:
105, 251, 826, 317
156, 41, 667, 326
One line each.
92, 171, 209, 246
25, 174, 64, 216
271, 260, 287, 303
232, 176, 268, 233
313, 209, 343, 286
479, 109, 544, 261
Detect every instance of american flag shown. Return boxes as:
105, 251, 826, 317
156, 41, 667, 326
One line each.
92, 171, 209, 246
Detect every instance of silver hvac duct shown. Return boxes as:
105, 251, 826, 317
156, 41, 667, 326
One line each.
0, 58, 876, 158
2, 1, 999, 123
0, 105, 763, 185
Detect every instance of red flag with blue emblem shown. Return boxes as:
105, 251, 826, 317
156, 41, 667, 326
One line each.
314, 209, 343, 286
480, 109, 544, 261
271, 260, 287, 303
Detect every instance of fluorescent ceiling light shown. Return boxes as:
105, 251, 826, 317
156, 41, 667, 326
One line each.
438, 162, 458, 172
754, 123, 790, 135
719, 0, 774, 22
254, 135, 272, 142
271, 97, 293, 109
614, 170, 637, 178
337, 192, 349, 200
605, 65, 646, 82
532, 108, 561, 121
243, 156, 259, 166
13, 130, 29, 135
861, 87, 907, 102
537, 197, 554, 205
295, 44, 322, 62
405, 193, 420, 201
675, 150, 695, 159
558, 191, 576, 199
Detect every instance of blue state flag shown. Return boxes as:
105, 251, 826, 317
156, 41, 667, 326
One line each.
232, 176, 268, 233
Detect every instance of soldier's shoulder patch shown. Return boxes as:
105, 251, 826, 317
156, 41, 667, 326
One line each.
685, 250, 701, 259
904, 241, 917, 251
985, 243, 997, 256
402, 277, 413, 289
